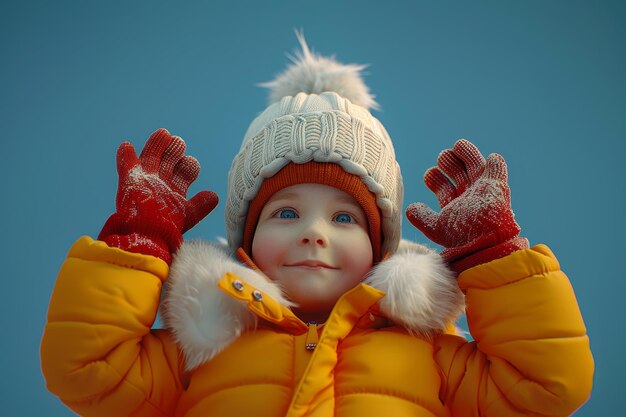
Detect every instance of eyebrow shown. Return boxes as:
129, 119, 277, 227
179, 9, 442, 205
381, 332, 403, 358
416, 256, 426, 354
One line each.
266, 193, 300, 205
334, 195, 360, 206
269, 193, 359, 207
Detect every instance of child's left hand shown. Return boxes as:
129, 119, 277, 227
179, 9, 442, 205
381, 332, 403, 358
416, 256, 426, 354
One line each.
406, 139, 528, 273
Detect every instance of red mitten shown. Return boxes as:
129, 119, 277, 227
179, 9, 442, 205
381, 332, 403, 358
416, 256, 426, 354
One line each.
406, 139, 528, 273
98, 128, 218, 264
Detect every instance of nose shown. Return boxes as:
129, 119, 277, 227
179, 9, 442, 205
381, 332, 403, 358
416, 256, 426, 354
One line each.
298, 219, 328, 248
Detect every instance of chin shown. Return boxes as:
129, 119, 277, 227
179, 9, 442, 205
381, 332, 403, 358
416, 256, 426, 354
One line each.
290, 293, 338, 315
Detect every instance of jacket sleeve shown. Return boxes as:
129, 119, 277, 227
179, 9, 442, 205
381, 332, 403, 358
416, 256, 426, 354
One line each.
41, 236, 184, 417
434, 245, 593, 417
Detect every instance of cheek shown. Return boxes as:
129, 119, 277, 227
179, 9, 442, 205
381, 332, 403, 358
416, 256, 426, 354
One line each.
251, 226, 287, 272
337, 230, 373, 273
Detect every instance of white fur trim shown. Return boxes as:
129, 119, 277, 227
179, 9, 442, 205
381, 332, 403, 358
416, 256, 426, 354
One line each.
162, 239, 462, 369
364, 240, 465, 337
161, 240, 291, 370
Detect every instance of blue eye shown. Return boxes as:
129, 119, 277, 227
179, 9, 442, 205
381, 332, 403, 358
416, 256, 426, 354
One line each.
277, 208, 298, 219
334, 213, 354, 224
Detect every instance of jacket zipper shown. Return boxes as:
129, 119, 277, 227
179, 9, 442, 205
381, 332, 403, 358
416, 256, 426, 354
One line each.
305, 321, 319, 350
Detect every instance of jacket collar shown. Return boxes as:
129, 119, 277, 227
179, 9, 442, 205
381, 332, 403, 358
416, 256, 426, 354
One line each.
161, 239, 464, 370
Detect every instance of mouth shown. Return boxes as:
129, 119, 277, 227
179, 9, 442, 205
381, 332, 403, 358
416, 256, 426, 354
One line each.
285, 260, 338, 270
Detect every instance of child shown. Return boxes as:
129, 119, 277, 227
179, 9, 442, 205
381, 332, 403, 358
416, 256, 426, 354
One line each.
41, 36, 593, 417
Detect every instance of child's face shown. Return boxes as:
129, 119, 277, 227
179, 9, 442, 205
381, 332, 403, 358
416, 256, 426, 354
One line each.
251, 183, 373, 321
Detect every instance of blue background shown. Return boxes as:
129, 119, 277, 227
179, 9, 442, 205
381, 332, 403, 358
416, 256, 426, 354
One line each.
3, 1, 624, 415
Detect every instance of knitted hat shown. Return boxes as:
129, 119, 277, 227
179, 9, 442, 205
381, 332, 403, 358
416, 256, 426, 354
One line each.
225, 34, 403, 260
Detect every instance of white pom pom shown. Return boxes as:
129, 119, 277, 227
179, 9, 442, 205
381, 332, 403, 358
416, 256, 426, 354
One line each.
259, 31, 379, 111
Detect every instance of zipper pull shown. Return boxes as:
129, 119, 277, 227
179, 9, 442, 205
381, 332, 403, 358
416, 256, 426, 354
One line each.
305, 321, 319, 351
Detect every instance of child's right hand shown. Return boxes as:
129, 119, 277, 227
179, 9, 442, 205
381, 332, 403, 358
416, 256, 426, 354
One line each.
98, 128, 218, 264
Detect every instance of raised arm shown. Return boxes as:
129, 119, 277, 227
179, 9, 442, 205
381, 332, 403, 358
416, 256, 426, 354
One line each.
407, 139, 593, 416
41, 129, 218, 416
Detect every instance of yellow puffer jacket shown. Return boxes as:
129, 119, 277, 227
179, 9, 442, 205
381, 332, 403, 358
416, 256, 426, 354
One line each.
41, 237, 593, 417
